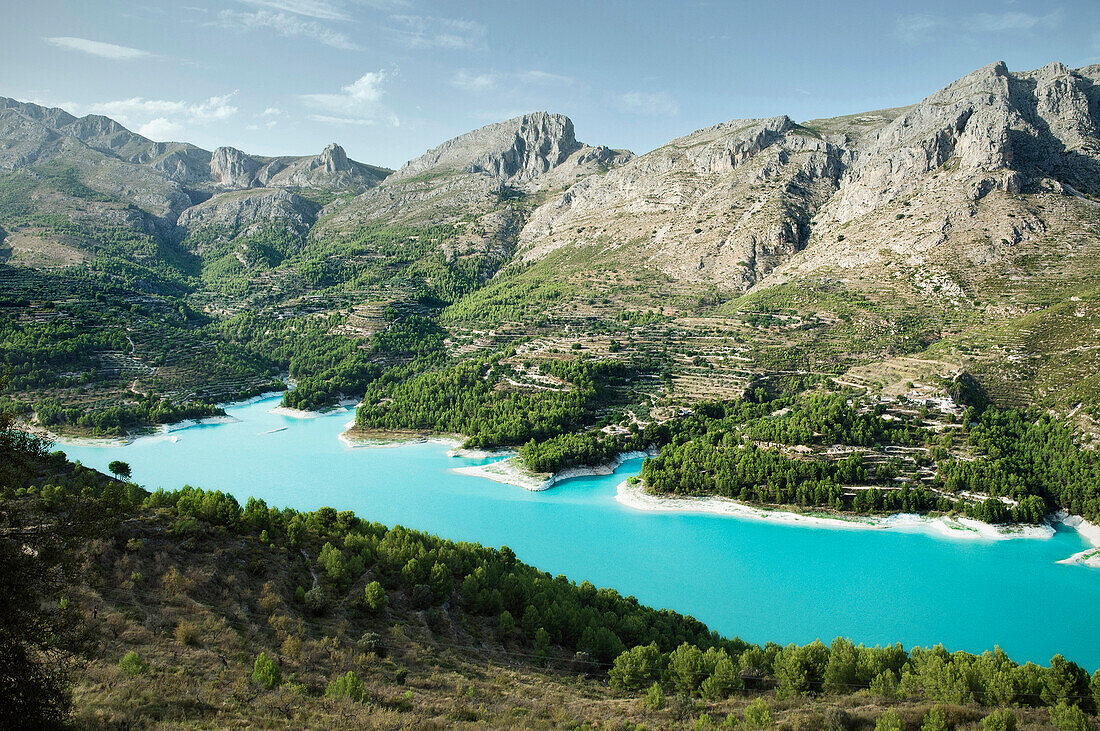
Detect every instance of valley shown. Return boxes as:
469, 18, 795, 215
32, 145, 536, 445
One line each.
4, 56, 1100, 729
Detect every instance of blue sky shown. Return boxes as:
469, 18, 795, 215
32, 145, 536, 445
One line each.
1, 0, 1097, 169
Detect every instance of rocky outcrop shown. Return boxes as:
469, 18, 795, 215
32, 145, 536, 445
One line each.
210, 146, 261, 188
826, 61, 1100, 223
517, 116, 852, 288
391, 112, 580, 185
175, 189, 319, 239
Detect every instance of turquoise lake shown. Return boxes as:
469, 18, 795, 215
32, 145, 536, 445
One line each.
59, 395, 1100, 670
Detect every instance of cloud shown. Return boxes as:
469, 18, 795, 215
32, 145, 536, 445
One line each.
388, 15, 487, 50
300, 70, 388, 113
969, 9, 1062, 32
612, 90, 679, 116
137, 118, 185, 139
44, 36, 150, 60
260, 107, 285, 116
217, 9, 357, 49
299, 71, 398, 126
898, 9, 1063, 43
451, 69, 574, 94
308, 114, 375, 125
82, 93, 239, 140
451, 70, 498, 92
895, 13, 944, 44
517, 70, 574, 86
236, 0, 348, 21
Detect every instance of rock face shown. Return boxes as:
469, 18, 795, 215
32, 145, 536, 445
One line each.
517, 115, 853, 287
210, 146, 260, 188
390, 112, 585, 185
0, 97, 390, 231
316, 112, 635, 263
3, 60, 1099, 296
175, 189, 319, 239
513, 61, 1100, 292
825, 61, 1100, 224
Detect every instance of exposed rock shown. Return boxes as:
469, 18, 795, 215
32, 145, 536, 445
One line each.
210, 146, 261, 188
175, 189, 319, 239
517, 116, 852, 288
390, 112, 584, 186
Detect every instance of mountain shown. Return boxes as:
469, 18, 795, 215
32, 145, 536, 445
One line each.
312, 112, 633, 276
1, 60, 1098, 434
0, 96, 389, 229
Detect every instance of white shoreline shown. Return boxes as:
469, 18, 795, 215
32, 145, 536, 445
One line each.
337, 419, 464, 450
613, 480, 1077, 543
270, 397, 360, 420
1055, 513, 1100, 567
451, 450, 654, 492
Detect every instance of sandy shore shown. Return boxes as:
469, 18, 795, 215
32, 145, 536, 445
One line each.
451, 455, 551, 490
270, 397, 360, 420
1055, 513, 1100, 567
338, 421, 464, 450
450, 450, 654, 492
614, 480, 1062, 542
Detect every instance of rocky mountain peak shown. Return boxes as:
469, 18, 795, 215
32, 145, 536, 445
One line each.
209, 146, 260, 188
319, 142, 350, 173
824, 60, 1100, 223
391, 111, 583, 184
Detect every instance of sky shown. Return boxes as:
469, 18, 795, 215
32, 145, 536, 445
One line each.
1, 0, 1098, 169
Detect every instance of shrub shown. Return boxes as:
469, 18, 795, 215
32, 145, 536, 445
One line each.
303, 586, 328, 615
118, 651, 148, 677
174, 620, 200, 646
981, 709, 1017, 731
326, 671, 366, 702
610, 643, 664, 691
922, 705, 948, 731
644, 681, 666, 710
823, 707, 852, 731
1049, 703, 1090, 731
875, 709, 902, 731
411, 583, 433, 609
744, 698, 772, 729
252, 652, 281, 689
498, 610, 515, 637
363, 581, 387, 612
357, 631, 386, 658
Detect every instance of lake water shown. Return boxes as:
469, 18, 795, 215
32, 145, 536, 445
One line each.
59, 396, 1100, 670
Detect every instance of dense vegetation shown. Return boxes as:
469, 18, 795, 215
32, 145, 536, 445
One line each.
610, 638, 1100, 715
635, 385, 1100, 525
356, 357, 635, 449
3, 390, 1099, 728
938, 408, 1100, 523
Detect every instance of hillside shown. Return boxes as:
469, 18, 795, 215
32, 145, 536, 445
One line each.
0, 60, 1099, 501
2, 406, 1098, 729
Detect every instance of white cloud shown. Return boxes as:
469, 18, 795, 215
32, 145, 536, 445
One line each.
451, 70, 498, 92
260, 107, 285, 117
898, 9, 1062, 44
218, 9, 357, 49
300, 70, 389, 114
612, 91, 679, 116
517, 70, 574, 86
451, 69, 574, 94
44, 36, 150, 60
137, 118, 185, 140
388, 15, 487, 50
895, 13, 944, 44
969, 9, 1062, 32
79, 93, 239, 140
308, 114, 375, 125
237, 0, 348, 21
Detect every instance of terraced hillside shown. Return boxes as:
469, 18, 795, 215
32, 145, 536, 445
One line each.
2, 61, 1100, 443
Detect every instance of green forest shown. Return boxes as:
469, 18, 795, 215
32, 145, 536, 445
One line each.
3, 398, 1099, 728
